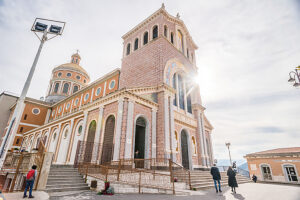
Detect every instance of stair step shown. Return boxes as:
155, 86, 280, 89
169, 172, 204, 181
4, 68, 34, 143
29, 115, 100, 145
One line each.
45, 186, 90, 193
46, 183, 88, 189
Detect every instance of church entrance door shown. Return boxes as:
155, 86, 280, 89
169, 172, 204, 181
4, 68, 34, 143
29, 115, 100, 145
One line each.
181, 130, 190, 169
101, 115, 115, 164
134, 117, 146, 168
84, 120, 96, 163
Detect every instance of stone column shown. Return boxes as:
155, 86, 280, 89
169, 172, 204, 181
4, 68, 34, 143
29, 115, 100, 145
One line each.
113, 99, 124, 161
169, 97, 176, 162
124, 100, 134, 159
81, 111, 88, 142
199, 112, 209, 167
195, 110, 206, 167
164, 94, 170, 159
151, 108, 157, 159
93, 106, 104, 163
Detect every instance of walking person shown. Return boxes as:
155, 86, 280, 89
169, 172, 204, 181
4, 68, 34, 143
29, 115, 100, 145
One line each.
227, 166, 238, 193
23, 165, 37, 198
210, 164, 222, 193
252, 174, 257, 183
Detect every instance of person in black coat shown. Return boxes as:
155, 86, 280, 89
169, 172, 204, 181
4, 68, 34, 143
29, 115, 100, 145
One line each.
227, 166, 238, 193
210, 164, 222, 193
252, 174, 257, 183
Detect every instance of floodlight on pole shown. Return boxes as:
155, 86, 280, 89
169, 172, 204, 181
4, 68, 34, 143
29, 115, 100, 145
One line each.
0, 18, 66, 168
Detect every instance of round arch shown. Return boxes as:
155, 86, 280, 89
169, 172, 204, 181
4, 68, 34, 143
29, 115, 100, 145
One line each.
132, 114, 150, 161
56, 124, 71, 164
179, 128, 193, 170
69, 119, 84, 164
101, 115, 116, 164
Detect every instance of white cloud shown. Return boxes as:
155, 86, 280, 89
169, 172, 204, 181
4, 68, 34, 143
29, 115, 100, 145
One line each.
0, 0, 299, 160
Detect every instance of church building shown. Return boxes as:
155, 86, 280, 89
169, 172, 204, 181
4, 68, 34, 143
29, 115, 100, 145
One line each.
3, 5, 214, 169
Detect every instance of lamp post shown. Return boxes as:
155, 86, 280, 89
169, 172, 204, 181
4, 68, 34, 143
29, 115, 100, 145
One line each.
288, 66, 300, 88
225, 142, 232, 166
0, 18, 65, 168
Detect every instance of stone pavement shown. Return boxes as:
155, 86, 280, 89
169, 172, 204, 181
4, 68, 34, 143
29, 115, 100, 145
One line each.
48, 183, 300, 200
3, 191, 49, 200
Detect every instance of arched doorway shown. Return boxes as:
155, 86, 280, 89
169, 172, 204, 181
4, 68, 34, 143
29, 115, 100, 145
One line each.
134, 117, 146, 168
101, 115, 115, 164
181, 130, 190, 169
70, 122, 84, 164
84, 120, 97, 163
48, 129, 58, 153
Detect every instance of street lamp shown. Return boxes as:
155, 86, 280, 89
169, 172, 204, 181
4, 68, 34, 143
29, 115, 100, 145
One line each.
288, 66, 300, 88
0, 18, 66, 168
225, 142, 232, 166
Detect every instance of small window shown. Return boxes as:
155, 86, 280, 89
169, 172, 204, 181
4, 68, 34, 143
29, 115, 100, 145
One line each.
75, 98, 79, 106
143, 32, 148, 45
64, 129, 68, 139
58, 106, 62, 113
16, 138, 20, 145
53, 132, 57, 141
187, 49, 189, 58
171, 32, 174, 44
76, 75, 81, 80
66, 103, 70, 110
109, 80, 115, 89
84, 93, 89, 101
78, 125, 82, 135
126, 43, 131, 55
67, 73, 72, 77
164, 25, 168, 37
134, 38, 138, 50
24, 114, 27, 120
20, 127, 23, 133
73, 85, 79, 93
152, 25, 158, 39
54, 82, 60, 93
84, 79, 86, 83
96, 87, 101, 96
58, 72, 62, 77
32, 108, 40, 115
63, 83, 69, 94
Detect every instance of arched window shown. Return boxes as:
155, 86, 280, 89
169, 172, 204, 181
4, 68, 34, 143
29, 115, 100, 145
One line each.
62, 83, 69, 94
177, 30, 184, 53
152, 25, 158, 39
172, 74, 177, 106
187, 49, 189, 58
164, 25, 168, 37
171, 32, 174, 44
73, 85, 79, 93
24, 114, 27, 120
143, 32, 148, 45
134, 38, 139, 50
178, 74, 185, 110
54, 82, 59, 93
186, 81, 192, 113
126, 43, 131, 55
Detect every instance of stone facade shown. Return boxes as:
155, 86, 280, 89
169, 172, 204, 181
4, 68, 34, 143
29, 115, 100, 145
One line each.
2, 6, 214, 170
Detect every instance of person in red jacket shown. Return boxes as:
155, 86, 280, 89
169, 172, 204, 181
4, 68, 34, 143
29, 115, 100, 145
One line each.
23, 165, 37, 198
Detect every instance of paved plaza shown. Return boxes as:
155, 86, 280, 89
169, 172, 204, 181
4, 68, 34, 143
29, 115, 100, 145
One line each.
46, 183, 300, 200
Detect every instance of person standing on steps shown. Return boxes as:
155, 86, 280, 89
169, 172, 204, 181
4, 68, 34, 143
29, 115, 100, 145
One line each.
210, 164, 222, 193
227, 166, 238, 193
23, 165, 37, 198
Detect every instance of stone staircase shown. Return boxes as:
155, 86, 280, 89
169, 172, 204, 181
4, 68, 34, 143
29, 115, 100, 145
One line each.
45, 165, 90, 194
175, 170, 251, 190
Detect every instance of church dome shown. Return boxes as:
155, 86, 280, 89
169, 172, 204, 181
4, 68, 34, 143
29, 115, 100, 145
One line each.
45, 52, 90, 103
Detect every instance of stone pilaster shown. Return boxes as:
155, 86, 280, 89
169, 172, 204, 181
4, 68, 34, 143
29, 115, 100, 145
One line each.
151, 108, 157, 159
113, 99, 124, 160
124, 100, 134, 159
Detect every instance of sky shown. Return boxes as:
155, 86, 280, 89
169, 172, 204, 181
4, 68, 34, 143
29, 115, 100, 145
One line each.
0, 0, 299, 162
